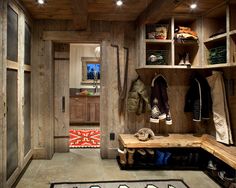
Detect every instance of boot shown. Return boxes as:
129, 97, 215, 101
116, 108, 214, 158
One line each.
127, 148, 135, 165
118, 148, 127, 165
165, 111, 172, 125
155, 150, 165, 166
136, 149, 147, 165
185, 53, 191, 66
178, 57, 185, 65
146, 149, 155, 164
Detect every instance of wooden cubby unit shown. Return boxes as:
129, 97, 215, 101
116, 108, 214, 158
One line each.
202, 4, 227, 67
204, 36, 227, 66
146, 42, 172, 66
145, 18, 172, 67
174, 17, 201, 67
146, 19, 172, 40
138, 2, 236, 69
203, 4, 226, 41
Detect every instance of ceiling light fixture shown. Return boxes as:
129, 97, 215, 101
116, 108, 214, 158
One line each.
116, 0, 123, 6
190, 3, 197, 9
36, 0, 46, 5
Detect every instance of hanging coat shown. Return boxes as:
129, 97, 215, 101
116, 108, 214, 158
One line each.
185, 73, 212, 121
127, 78, 151, 115
207, 71, 233, 145
150, 75, 170, 115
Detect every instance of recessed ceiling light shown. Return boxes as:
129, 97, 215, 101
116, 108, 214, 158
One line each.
190, 3, 197, 9
36, 0, 46, 5
116, 0, 123, 6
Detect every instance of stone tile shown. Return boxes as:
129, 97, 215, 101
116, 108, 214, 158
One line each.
16, 149, 221, 188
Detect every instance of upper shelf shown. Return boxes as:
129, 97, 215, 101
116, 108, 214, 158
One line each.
146, 39, 172, 44
204, 33, 227, 44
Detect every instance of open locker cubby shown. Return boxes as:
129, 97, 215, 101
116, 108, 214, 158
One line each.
146, 42, 172, 66
203, 4, 226, 41
204, 36, 227, 65
145, 19, 171, 40
204, 151, 236, 188
173, 17, 200, 67
117, 148, 207, 171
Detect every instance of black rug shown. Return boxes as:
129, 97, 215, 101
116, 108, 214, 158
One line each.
50, 179, 189, 188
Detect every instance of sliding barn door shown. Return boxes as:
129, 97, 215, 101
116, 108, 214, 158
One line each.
54, 43, 70, 152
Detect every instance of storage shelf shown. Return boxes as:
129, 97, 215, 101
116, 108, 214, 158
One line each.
137, 65, 203, 70
205, 63, 229, 68
146, 39, 172, 44
204, 33, 227, 44
141, 65, 173, 69
174, 41, 199, 46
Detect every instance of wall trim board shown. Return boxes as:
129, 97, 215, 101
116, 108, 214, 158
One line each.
6, 166, 21, 188
0, 0, 5, 187
22, 150, 33, 170
44, 40, 54, 159
100, 40, 110, 158
33, 148, 50, 159
43, 31, 111, 43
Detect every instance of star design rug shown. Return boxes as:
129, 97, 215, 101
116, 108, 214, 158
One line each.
69, 129, 100, 148
50, 179, 189, 188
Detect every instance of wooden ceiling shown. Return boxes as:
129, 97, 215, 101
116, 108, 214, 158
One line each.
20, 0, 227, 22
173, 0, 226, 15
20, 0, 152, 21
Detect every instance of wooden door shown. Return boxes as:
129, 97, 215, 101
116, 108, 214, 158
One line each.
54, 43, 69, 152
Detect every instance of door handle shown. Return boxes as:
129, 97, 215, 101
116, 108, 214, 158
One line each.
62, 96, 65, 112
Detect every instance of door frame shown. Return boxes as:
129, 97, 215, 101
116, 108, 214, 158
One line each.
43, 31, 111, 157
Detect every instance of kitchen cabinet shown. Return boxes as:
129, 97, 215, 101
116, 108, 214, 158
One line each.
70, 95, 100, 124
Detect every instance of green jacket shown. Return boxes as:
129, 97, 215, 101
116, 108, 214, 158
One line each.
127, 78, 151, 115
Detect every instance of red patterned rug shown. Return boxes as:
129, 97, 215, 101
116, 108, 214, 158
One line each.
69, 129, 100, 148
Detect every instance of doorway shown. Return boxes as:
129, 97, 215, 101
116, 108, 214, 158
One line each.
69, 43, 101, 149
53, 43, 101, 153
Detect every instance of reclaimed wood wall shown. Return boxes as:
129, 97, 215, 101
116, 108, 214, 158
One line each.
32, 20, 138, 158
0, 1, 34, 187
31, 19, 236, 159
0, 1, 4, 187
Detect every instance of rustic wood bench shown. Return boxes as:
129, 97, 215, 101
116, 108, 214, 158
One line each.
119, 134, 236, 169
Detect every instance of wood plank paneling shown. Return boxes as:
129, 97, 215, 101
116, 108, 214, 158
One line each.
0, 0, 4, 186
54, 45, 69, 153
72, 0, 88, 30
21, 0, 152, 21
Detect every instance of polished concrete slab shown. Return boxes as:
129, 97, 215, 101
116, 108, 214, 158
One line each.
16, 149, 220, 188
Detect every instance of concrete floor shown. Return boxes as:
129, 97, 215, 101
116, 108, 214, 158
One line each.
16, 149, 220, 188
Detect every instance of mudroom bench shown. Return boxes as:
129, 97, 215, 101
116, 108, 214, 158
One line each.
118, 134, 236, 187
118, 134, 236, 169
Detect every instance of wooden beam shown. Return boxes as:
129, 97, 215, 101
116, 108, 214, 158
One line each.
137, 0, 184, 26
42, 31, 110, 43
71, 0, 88, 31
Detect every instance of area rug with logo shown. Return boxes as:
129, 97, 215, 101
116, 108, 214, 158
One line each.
69, 129, 100, 148
50, 179, 189, 188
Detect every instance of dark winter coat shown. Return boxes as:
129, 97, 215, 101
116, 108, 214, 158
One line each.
151, 75, 170, 114
127, 78, 151, 115
184, 74, 212, 121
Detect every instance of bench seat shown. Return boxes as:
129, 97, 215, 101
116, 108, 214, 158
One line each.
119, 134, 236, 169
